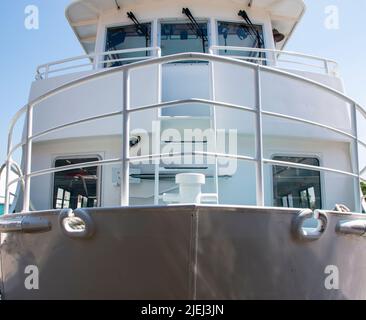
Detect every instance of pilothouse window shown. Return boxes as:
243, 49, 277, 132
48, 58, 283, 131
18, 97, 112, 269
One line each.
217, 21, 264, 59
272, 156, 322, 210
105, 23, 151, 66
160, 22, 208, 56
53, 158, 99, 210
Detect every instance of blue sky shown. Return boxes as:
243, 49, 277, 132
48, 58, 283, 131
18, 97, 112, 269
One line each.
0, 0, 365, 165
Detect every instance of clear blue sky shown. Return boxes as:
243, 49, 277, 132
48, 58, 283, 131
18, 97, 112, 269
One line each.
0, 0, 365, 165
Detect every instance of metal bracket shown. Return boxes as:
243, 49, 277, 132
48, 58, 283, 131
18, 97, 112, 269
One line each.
0, 215, 51, 233
336, 219, 366, 236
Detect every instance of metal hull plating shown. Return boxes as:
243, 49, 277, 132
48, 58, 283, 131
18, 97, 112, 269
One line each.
1, 205, 365, 300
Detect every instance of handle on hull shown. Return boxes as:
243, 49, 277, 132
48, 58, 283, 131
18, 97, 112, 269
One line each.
336, 220, 366, 236
59, 208, 95, 239
292, 209, 328, 241
0, 215, 51, 233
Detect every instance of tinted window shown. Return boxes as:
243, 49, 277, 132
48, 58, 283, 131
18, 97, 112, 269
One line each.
217, 21, 264, 59
105, 23, 151, 66
160, 22, 208, 56
53, 158, 99, 209
272, 156, 322, 210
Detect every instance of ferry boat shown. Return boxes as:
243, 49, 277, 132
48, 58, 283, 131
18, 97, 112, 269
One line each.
1, 0, 366, 299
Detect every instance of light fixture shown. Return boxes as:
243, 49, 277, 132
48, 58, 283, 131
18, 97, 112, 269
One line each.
114, 0, 121, 10
273, 29, 285, 43
130, 136, 141, 148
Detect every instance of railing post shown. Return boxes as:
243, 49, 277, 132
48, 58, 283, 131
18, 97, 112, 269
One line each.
153, 49, 162, 205
22, 104, 33, 212
93, 53, 99, 70
209, 60, 219, 203
121, 69, 130, 206
4, 131, 13, 215
352, 103, 362, 212
45, 65, 50, 79
272, 51, 278, 67
324, 60, 330, 75
255, 65, 264, 206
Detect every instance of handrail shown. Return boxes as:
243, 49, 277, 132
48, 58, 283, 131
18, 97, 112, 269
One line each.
36, 46, 337, 80
4, 52, 366, 214
36, 47, 161, 80
209, 45, 339, 76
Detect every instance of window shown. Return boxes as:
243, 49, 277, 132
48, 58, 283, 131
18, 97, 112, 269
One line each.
53, 158, 99, 209
272, 156, 322, 210
105, 23, 151, 67
160, 22, 208, 56
217, 21, 264, 59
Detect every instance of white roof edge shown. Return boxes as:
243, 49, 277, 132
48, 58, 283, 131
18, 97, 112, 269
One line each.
280, 1, 306, 50
65, 0, 306, 54
65, 0, 97, 54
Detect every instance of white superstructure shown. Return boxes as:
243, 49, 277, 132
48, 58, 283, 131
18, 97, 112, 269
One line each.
3, 0, 366, 215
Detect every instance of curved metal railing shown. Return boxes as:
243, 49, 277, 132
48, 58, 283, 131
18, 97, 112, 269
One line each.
209, 45, 339, 76
35, 46, 337, 80
4, 52, 366, 214
36, 47, 162, 80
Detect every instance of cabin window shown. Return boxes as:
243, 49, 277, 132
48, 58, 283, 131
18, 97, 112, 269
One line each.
160, 22, 208, 56
53, 158, 100, 210
105, 23, 151, 67
217, 21, 264, 59
272, 156, 322, 210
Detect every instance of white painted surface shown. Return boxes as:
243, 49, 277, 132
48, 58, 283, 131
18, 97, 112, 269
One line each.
30, 133, 355, 211
6, 0, 359, 213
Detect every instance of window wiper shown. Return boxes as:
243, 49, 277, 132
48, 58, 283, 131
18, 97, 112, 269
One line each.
238, 9, 265, 59
127, 11, 149, 48
182, 8, 208, 53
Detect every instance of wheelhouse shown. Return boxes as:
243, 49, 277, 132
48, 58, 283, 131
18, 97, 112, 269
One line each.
2, 0, 366, 217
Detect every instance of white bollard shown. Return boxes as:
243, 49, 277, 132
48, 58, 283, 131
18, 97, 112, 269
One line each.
163, 173, 218, 204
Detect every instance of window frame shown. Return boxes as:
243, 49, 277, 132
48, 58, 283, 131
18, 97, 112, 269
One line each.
51, 154, 103, 210
213, 18, 267, 52
157, 18, 211, 56
270, 153, 325, 209
103, 19, 155, 55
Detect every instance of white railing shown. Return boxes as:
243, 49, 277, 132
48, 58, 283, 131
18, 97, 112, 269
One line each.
4, 52, 366, 214
35, 46, 338, 80
36, 47, 161, 80
209, 45, 339, 76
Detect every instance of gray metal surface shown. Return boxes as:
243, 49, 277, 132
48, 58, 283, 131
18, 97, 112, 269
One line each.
0, 205, 365, 300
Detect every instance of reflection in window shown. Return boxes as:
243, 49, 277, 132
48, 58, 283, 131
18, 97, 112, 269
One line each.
160, 22, 208, 56
53, 158, 99, 209
272, 156, 322, 210
217, 21, 264, 60
105, 23, 151, 67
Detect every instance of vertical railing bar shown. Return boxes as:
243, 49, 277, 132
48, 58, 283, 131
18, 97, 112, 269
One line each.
121, 69, 130, 206
4, 128, 14, 214
93, 53, 99, 70
22, 104, 33, 212
352, 103, 362, 212
154, 49, 162, 205
45, 65, 50, 79
208, 19, 219, 200
324, 59, 330, 75
255, 66, 264, 206
209, 60, 219, 203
